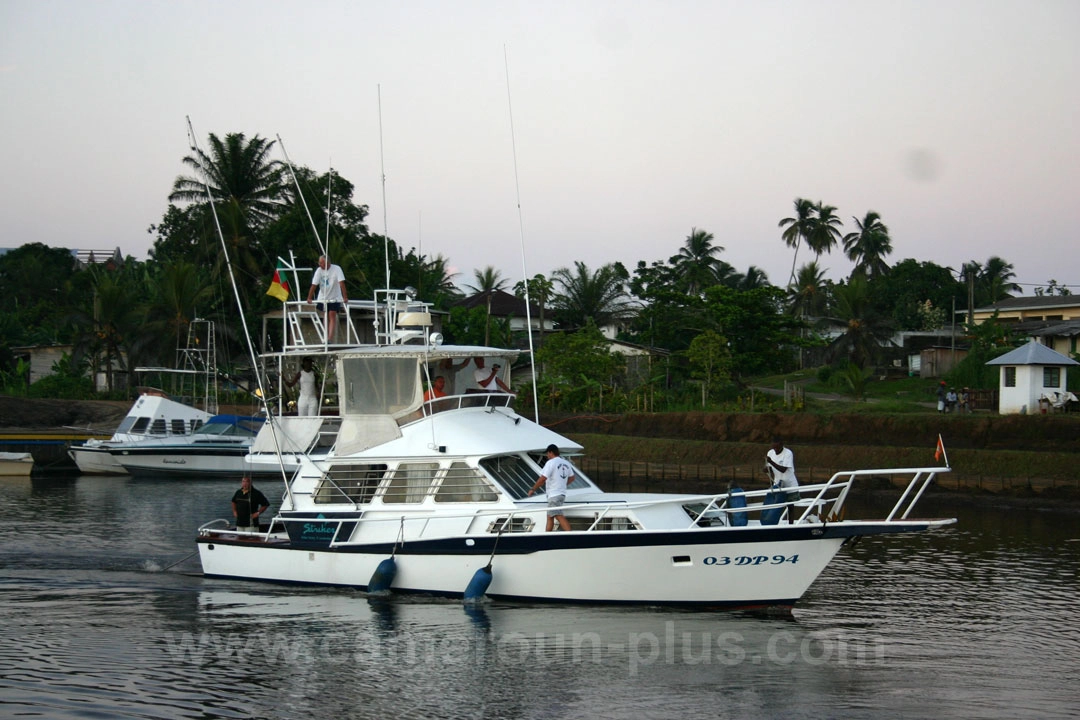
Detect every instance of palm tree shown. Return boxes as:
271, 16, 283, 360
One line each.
465, 266, 508, 294
779, 198, 816, 285
143, 261, 216, 366
416, 253, 460, 308
829, 275, 892, 369
806, 202, 843, 257
514, 274, 555, 346
169, 132, 284, 285
843, 211, 893, 280
170, 132, 283, 229
464, 266, 509, 345
787, 261, 829, 319
551, 261, 636, 331
979, 256, 1020, 303
672, 227, 724, 296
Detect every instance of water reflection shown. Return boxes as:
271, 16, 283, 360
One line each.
0, 473, 1077, 719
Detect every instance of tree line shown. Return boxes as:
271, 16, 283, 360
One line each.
0, 132, 1062, 409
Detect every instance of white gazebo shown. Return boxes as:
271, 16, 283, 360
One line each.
985, 340, 1079, 414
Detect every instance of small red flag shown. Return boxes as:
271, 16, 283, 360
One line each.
934, 435, 945, 463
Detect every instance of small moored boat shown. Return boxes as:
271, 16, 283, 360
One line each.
0, 452, 34, 476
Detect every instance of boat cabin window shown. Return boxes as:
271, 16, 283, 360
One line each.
381, 462, 440, 503
150, 419, 168, 435
171, 419, 186, 434
341, 357, 418, 415
313, 463, 388, 504
128, 417, 150, 434
481, 454, 590, 500
434, 462, 499, 503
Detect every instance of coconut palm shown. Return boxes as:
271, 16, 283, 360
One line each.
169, 132, 284, 286
170, 132, 283, 229
806, 202, 844, 257
465, 266, 509, 294
829, 275, 892, 369
672, 227, 725, 296
779, 198, 816, 285
979, 256, 1020, 302
843, 211, 893, 280
550, 261, 636, 331
787, 261, 830, 318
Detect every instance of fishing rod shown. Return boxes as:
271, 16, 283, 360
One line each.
185, 117, 295, 506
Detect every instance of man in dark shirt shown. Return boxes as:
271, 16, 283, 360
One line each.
232, 475, 270, 532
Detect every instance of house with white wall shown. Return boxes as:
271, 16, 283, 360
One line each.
985, 340, 1078, 414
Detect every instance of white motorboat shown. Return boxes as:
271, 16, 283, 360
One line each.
196, 291, 956, 609
0, 452, 34, 476
70, 319, 219, 475
69, 393, 214, 475
110, 415, 284, 479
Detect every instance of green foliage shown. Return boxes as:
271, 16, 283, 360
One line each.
869, 258, 961, 331
686, 329, 733, 405
840, 363, 871, 400
28, 353, 95, 399
535, 321, 625, 411
702, 285, 799, 380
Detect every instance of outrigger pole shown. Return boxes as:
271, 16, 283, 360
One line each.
504, 44, 541, 424
185, 116, 295, 506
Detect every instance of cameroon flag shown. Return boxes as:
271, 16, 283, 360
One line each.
267, 260, 290, 302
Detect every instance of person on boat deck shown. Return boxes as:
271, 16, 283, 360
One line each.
232, 475, 270, 532
766, 437, 800, 524
306, 255, 348, 343
527, 444, 574, 532
285, 357, 319, 416
472, 357, 513, 393
424, 375, 447, 402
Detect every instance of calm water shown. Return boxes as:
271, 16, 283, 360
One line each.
1, 473, 1078, 720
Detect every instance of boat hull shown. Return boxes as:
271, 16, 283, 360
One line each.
114, 447, 292, 478
0, 453, 34, 476
196, 522, 934, 607
70, 443, 128, 475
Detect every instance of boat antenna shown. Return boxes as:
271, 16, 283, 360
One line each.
378, 84, 391, 289
277, 134, 327, 258
503, 45, 540, 423
186, 117, 294, 505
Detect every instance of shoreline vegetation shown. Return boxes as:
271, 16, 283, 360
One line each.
4, 397, 1077, 503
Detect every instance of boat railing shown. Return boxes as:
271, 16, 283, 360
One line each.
419, 392, 515, 416
205, 465, 950, 543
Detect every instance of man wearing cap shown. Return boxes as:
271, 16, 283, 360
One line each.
527, 444, 574, 531
936, 381, 947, 413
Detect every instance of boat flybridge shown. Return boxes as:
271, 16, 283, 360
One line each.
198, 290, 956, 609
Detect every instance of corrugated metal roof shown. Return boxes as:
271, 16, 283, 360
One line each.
985, 340, 1079, 366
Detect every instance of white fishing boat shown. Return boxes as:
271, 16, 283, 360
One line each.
70, 319, 219, 475
0, 452, 34, 476
196, 292, 956, 609
110, 414, 282, 479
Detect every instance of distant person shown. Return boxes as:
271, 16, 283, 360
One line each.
306, 255, 348, 342
527, 444, 574, 531
285, 357, 318, 416
946, 387, 958, 413
424, 375, 447, 402
766, 437, 800, 524
473, 357, 513, 393
232, 475, 270, 532
936, 381, 946, 413
960, 387, 971, 413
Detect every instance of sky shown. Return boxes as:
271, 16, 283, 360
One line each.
2, 0, 1078, 296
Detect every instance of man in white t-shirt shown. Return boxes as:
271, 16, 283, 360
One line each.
472, 357, 513, 393
766, 437, 800, 524
306, 255, 348, 342
527, 444, 574, 531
